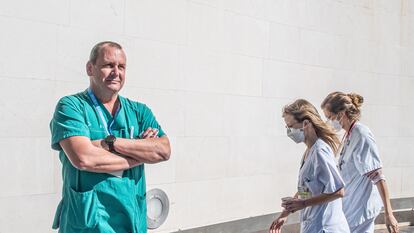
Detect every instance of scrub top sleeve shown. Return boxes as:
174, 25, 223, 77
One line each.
50, 97, 90, 151
315, 148, 345, 194
140, 104, 166, 137
351, 132, 382, 176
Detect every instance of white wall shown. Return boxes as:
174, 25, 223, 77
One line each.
0, 0, 413, 232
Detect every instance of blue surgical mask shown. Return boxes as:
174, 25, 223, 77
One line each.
287, 127, 305, 143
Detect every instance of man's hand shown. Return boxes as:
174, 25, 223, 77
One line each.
91, 139, 101, 148
140, 127, 159, 139
91, 139, 111, 151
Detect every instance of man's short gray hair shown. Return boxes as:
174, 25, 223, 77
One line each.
89, 41, 123, 64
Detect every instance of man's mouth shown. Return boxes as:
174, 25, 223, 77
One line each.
105, 79, 119, 83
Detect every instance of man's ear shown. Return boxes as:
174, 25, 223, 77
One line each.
86, 61, 93, 76
303, 119, 310, 128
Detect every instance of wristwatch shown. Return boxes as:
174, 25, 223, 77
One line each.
104, 135, 116, 152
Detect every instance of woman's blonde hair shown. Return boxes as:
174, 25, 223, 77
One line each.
283, 99, 340, 154
321, 91, 364, 122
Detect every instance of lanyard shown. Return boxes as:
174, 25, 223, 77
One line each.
340, 121, 357, 146
338, 121, 357, 169
87, 88, 121, 136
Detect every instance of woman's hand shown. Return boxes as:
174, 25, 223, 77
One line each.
366, 168, 381, 179
385, 213, 399, 233
282, 197, 306, 213
269, 213, 288, 233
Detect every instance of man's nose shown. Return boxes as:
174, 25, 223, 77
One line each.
111, 67, 120, 77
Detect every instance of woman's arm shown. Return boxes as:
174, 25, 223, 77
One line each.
269, 192, 297, 233
376, 180, 399, 233
365, 168, 399, 232
282, 188, 344, 213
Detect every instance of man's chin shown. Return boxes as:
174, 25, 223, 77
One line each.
105, 85, 122, 93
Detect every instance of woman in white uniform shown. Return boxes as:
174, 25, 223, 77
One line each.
270, 99, 350, 233
321, 92, 399, 233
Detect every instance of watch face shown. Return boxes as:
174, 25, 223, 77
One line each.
106, 135, 116, 143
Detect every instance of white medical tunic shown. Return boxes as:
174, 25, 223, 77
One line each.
338, 122, 383, 228
298, 139, 349, 233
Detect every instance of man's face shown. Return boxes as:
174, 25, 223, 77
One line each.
87, 45, 126, 94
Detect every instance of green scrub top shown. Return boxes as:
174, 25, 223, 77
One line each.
50, 90, 165, 233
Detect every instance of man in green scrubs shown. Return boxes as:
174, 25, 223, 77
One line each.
50, 41, 171, 233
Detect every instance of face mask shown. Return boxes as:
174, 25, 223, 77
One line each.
327, 119, 342, 131
287, 127, 305, 143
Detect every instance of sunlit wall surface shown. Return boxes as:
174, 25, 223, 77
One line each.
0, 0, 413, 232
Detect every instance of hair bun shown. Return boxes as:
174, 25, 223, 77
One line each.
348, 93, 364, 108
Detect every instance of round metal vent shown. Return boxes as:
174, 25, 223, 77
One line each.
146, 188, 169, 229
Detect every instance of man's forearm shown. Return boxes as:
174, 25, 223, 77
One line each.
60, 136, 142, 173
77, 147, 142, 172
91, 151, 142, 172
113, 136, 171, 163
